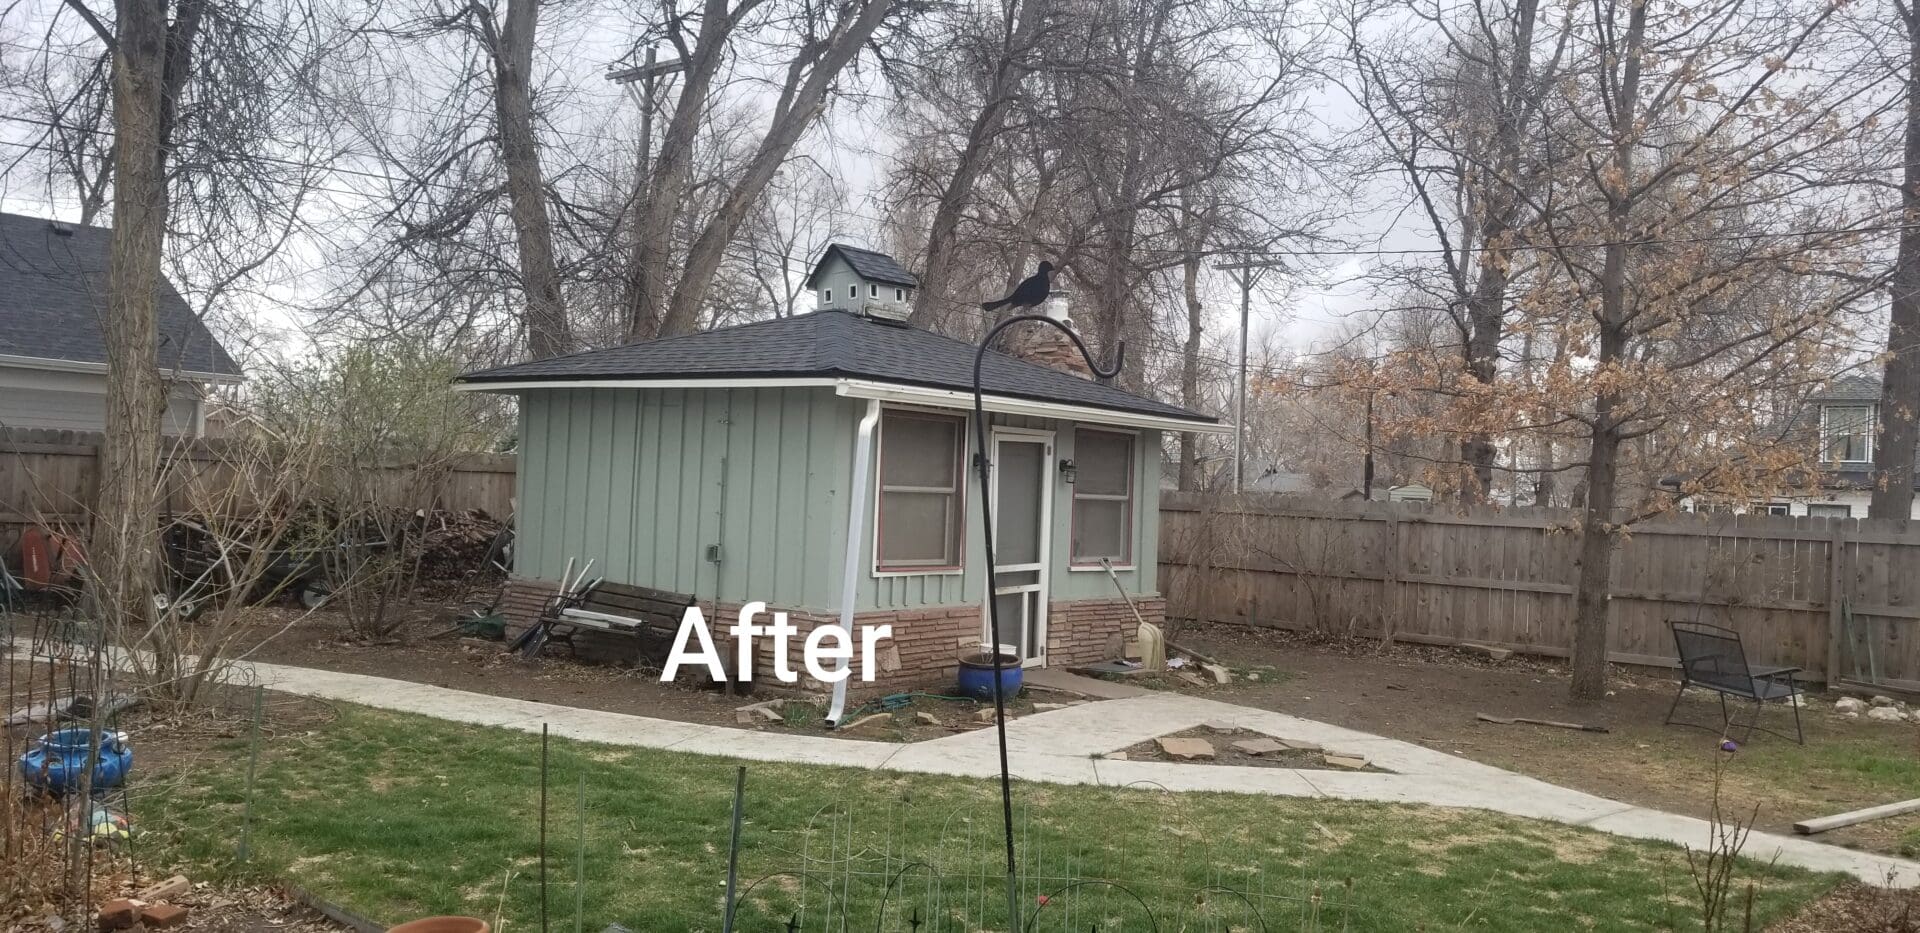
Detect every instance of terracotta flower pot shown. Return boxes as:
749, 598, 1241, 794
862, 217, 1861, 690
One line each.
387, 918, 489, 933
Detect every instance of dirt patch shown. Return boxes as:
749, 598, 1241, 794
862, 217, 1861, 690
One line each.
1172, 620, 1920, 855
1117, 726, 1391, 771
1767, 882, 1919, 932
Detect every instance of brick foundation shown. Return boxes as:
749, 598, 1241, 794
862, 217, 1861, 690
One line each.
497, 577, 1165, 694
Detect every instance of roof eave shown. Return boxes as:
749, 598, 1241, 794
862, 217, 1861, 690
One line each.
0, 352, 243, 384
455, 373, 1225, 433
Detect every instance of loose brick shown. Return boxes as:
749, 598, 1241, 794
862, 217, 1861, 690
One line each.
140, 904, 189, 929
97, 899, 140, 930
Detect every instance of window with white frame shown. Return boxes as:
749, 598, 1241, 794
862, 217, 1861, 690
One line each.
876, 410, 966, 570
1808, 502, 1851, 518
1823, 404, 1873, 464
1071, 429, 1134, 565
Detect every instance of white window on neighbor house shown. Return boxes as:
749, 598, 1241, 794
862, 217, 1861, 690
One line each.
1823, 404, 1874, 464
1071, 429, 1135, 566
1749, 501, 1791, 516
876, 410, 967, 572
1808, 503, 1851, 518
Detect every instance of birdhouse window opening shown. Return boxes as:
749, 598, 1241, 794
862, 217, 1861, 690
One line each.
896, 288, 905, 301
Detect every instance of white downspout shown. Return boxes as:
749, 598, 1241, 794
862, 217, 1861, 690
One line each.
826, 399, 883, 727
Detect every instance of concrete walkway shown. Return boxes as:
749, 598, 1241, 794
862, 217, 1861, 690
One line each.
24, 647, 1920, 887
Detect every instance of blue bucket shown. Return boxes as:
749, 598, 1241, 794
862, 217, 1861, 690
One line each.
18, 727, 132, 795
956, 652, 1024, 701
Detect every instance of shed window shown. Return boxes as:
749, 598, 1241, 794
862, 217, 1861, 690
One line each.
877, 410, 966, 570
896, 288, 905, 301
823, 288, 832, 303
870, 283, 878, 297
1071, 429, 1134, 565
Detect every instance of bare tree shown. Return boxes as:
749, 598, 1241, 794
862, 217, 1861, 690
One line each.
624, 0, 907, 340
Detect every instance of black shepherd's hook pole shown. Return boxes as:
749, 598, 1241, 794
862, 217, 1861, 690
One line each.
972, 314, 1124, 932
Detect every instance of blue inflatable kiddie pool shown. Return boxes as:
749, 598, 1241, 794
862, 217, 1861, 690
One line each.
18, 727, 132, 795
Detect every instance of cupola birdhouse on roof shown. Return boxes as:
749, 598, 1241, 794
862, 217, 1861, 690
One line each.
808, 243, 918, 321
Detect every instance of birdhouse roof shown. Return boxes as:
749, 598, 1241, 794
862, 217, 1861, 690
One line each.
806, 244, 920, 289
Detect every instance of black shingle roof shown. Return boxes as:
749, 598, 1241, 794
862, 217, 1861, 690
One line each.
806, 244, 919, 289
460, 310, 1214, 424
0, 211, 240, 377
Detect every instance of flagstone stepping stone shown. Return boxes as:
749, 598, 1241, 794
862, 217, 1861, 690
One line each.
1156, 736, 1216, 760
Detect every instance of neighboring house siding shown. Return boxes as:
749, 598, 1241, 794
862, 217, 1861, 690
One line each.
0, 366, 200, 435
514, 386, 857, 611
858, 413, 1160, 612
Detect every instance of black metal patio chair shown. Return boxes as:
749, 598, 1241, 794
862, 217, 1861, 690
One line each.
1665, 620, 1804, 744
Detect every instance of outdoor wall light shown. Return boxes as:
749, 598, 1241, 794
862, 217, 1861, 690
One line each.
1059, 459, 1077, 484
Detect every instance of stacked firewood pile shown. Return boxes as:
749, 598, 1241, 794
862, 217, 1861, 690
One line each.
408, 508, 510, 581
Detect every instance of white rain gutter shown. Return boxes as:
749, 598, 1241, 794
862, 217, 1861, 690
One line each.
0, 353, 243, 385
825, 398, 883, 728
456, 374, 1228, 435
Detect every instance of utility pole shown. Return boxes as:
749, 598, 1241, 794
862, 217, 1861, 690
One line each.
607, 48, 687, 217
1215, 253, 1288, 493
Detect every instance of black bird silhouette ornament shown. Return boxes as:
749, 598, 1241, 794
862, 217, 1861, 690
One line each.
981, 261, 1053, 312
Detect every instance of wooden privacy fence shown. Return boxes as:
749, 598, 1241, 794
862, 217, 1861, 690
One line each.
0, 428, 517, 554
1160, 492, 1920, 692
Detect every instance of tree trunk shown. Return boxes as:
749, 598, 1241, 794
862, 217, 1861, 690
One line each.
910, 0, 1049, 329
1567, 0, 1644, 703
622, 0, 736, 341
1871, 7, 1920, 520
1178, 235, 1205, 489
488, 0, 572, 359
1456, 0, 1540, 502
654, 0, 896, 337
93, 0, 189, 640
1569, 421, 1619, 701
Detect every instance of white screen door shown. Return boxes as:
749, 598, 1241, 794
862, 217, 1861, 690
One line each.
987, 431, 1052, 666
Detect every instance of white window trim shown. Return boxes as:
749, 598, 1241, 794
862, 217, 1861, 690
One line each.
871, 405, 970, 577
1067, 425, 1139, 571
1821, 403, 1875, 465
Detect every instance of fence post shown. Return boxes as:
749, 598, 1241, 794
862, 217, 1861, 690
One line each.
1826, 522, 1847, 685
1383, 510, 1401, 638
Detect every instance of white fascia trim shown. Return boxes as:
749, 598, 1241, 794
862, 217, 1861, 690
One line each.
452, 373, 1232, 434
453, 376, 841, 393
0, 353, 243, 385
833, 379, 1232, 435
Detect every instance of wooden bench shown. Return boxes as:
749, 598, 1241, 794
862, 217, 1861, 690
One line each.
522, 582, 695, 667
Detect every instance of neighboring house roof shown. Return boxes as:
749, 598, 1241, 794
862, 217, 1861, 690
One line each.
1811, 374, 1880, 403
805, 244, 920, 289
459, 309, 1216, 426
0, 211, 241, 379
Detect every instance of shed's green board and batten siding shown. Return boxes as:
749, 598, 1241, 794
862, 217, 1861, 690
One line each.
513, 386, 1161, 614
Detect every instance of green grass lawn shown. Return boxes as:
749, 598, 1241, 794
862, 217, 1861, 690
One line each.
134, 705, 1840, 932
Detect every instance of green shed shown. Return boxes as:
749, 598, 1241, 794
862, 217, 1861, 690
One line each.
457, 250, 1223, 699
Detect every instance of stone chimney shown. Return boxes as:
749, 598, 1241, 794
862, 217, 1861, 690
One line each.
1009, 293, 1093, 379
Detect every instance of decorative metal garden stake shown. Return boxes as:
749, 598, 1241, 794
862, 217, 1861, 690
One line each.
573, 771, 587, 933
541, 722, 550, 933
721, 765, 746, 933
972, 315, 1123, 931
237, 684, 264, 862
